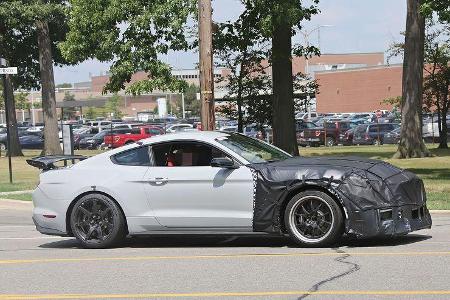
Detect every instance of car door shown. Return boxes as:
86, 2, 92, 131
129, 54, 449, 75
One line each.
143, 141, 254, 229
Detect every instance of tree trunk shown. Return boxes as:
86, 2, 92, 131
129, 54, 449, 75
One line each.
36, 20, 62, 155
237, 67, 244, 133
1, 74, 23, 156
271, 19, 299, 156
394, 0, 430, 158
438, 79, 449, 149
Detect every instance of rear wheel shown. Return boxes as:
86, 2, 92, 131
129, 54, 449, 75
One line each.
373, 138, 383, 146
326, 137, 336, 147
284, 190, 343, 247
0, 143, 6, 151
70, 193, 126, 248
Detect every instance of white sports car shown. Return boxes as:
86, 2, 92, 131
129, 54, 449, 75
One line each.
29, 131, 431, 248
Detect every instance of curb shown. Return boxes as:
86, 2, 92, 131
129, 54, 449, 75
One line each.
429, 210, 450, 214
0, 190, 33, 196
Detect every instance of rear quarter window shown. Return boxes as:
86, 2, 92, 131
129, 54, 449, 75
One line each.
112, 147, 150, 166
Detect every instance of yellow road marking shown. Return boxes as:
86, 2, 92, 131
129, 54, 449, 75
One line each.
1, 290, 450, 299
0, 251, 449, 265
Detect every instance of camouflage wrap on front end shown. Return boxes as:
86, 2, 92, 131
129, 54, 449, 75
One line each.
248, 156, 432, 238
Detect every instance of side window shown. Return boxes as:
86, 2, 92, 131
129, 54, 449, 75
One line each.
112, 147, 151, 166
149, 128, 162, 135
131, 128, 141, 134
151, 142, 229, 167
385, 124, 395, 131
340, 122, 350, 130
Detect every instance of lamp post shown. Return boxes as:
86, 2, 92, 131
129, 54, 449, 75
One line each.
300, 25, 334, 118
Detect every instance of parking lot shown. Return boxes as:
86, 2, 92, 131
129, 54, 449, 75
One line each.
0, 200, 449, 300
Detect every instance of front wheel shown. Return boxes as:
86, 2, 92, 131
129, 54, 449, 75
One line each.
70, 193, 126, 248
284, 190, 343, 247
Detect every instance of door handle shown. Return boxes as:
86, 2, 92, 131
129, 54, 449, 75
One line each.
148, 177, 169, 185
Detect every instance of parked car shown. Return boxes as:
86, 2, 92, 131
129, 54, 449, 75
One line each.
337, 128, 355, 146
384, 127, 401, 144
19, 133, 44, 149
166, 123, 194, 133
28, 131, 431, 248
298, 120, 352, 147
0, 128, 33, 151
296, 120, 318, 132
353, 123, 400, 145
220, 126, 238, 132
79, 128, 131, 150
104, 126, 164, 148
295, 112, 319, 120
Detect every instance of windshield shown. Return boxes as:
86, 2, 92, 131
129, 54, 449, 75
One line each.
216, 133, 291, 163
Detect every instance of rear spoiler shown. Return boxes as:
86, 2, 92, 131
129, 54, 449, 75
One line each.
26, 155, 87, 171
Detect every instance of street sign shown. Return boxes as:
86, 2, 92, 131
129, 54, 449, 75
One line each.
0, 67, 18, 75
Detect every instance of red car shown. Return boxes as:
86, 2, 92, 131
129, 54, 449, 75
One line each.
104, 126, 164, 148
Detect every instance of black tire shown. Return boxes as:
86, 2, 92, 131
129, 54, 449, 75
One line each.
373, 138, 383, 146
326, 137, 336, 147
284, 190, 343, 247
70, 193, 126, 249
0, 143, 6, 151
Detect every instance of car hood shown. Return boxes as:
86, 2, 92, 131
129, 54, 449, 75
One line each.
249, 156, 405, 181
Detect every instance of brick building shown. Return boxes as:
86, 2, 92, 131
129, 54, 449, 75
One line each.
315, 64, 402, 113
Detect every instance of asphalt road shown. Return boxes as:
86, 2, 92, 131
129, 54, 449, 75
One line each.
0, 200, 449, 300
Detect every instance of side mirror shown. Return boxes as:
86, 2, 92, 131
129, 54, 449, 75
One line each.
211, 157, 238, 169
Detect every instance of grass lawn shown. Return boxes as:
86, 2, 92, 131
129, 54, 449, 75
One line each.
0, 145, 449, 209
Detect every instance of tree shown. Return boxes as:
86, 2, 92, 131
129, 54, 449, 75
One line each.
62, 91, 77, 120
183, 83, 201, 117
85, 107, 96, 120
389, 14, 450, 152
60, 0, 195, 96
15, 92, 31, 123
422, 24, 449, 148
214, 12, 270, 133
216, 73, 319, 135
231, 0, 320, 155
56, 83, 72, 88
1, 73, 23, 156
105, 94, 123, 119
394, 0, 431, 158
0, 0, 69, 155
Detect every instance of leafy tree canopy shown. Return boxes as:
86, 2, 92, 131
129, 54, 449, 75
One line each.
237, 0, 320, 58
422, 0, 450, 22
0, 0, 69, 90
56, 82, 72, 88
60, 0, 197, 95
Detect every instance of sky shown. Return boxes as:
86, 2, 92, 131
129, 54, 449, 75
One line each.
53, 0, 407, 84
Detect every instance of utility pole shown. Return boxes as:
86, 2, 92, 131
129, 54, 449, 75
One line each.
198, 0, 215, 131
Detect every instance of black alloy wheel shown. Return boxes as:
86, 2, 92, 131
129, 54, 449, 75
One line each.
285, 190, 343, 247
70, 193, 126, 248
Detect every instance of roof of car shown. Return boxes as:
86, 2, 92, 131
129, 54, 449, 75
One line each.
140, 131, 230, 145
